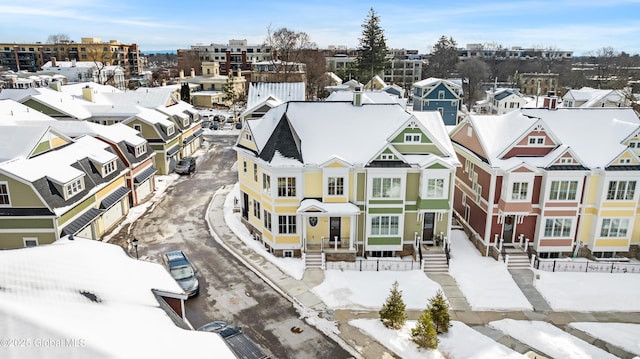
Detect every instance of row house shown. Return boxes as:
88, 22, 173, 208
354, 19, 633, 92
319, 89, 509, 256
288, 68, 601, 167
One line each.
1, 82, 204, 175
450, 106, 640, 259
234, 90, 460, 261
411, 78, 464, 126
0, 126, 130, 249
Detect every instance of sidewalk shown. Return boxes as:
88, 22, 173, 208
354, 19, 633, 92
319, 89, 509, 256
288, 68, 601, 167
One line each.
206, 186, 640, 358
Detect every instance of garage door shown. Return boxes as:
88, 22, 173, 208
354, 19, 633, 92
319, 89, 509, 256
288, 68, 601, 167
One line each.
77, 224, 94, 239
103, 202, 124, 230
136, 179, 153, 202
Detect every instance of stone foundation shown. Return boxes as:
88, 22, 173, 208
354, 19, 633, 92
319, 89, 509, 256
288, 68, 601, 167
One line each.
325, 252, 357, 262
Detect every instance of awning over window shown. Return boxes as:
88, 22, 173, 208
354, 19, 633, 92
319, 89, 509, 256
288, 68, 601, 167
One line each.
134, 166, 157, 184
100, 187, 131, 210
167, 145, 181, 157
61, 208, 102, 236
297, 199, 361, 215
193, 128, 204, 137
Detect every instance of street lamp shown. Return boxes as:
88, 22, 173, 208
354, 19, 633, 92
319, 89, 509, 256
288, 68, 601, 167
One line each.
132, 238, 139, 259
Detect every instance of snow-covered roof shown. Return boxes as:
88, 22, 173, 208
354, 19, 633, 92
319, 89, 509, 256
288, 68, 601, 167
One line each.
245, 101, 458, 167
0, 237, 235, 358
562, 87, 627, 107
42, 60, 100, 68
0, 134, 117, 183
464, 108, 640, 169
326, 91, 406, 108
60, 82, 122, 97
44, 121, 146, 147
297, 199, 361, 215
246, 82, 305, 109
413, 77, 461, 89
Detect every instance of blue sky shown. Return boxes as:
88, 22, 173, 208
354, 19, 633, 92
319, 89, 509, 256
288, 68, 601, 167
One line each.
2, 0, 640, 55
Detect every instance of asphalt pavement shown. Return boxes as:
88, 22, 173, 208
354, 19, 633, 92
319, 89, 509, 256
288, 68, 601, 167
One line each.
206, 185, 640, 359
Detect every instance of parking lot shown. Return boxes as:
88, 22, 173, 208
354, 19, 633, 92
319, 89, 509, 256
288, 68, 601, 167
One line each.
107, 134, 352, 358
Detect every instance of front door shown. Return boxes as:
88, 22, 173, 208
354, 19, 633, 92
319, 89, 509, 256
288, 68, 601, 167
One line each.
502, 215, 515, 243
329, 217, 341, 242
422, 212, 435, 243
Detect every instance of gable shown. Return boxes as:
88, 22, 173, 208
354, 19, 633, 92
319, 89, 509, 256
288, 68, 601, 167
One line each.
31, 131, 71, 158
390, 122, 444, 156
551, 150, 580, 166
501, 123, 558, 159
610, 148, 640, 166
450, 122, 488, 160
237, 127, 258, 153
424, 83, 456, 100
325, 160, 347, 168
426, 162, 448, 170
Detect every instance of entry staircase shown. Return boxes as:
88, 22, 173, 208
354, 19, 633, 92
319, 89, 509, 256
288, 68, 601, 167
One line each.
304, 251, 325, 269
503, 247, 532, 269
422, 252, 449, 273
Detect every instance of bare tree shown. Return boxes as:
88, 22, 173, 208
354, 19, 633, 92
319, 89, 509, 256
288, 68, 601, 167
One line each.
264, 26, 317, 81
47, 33, 71, 44
457, 58, 490, 104
300, 49, 330, 100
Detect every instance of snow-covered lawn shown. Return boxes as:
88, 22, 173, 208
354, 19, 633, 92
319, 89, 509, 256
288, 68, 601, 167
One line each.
448, 229, 533, 311
350, 319, 526, 359
533, 270, 640, 311
312, 270, 443, 310
489, 319, 618, 359
569, 322, 640, 355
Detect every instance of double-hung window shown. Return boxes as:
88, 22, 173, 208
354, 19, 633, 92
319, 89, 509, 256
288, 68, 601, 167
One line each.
606, 180, 636, 200
263, 210, 272, 231
262, 174, 271, 193
370, 215, 399, 235
600, 218, 630, 238
549, 180, 578, 201
277, 177, 296, 197
511, 182, 528, 200
65, 178, 84, 198
0, 182, 10, 205
253, 201, 261, 219
278, 215, 296, 234
327, 177, 344, 196
372, 178, 401, 198
426, 178, 445, 198
544, 218, 572, 237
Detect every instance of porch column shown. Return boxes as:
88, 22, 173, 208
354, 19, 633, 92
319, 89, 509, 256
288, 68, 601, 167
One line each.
301, 214, 307, 252
349, 214, 356, 250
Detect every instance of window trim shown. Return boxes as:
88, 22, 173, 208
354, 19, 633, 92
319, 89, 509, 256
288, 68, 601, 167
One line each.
548, 180, 578, 201
103, 160, 117, 177
511, 181, 529, 201
370, 215, 400, 236
599, 218, 630, 238
327, 176, 345, 196
425, 177, 446, 199
23, 237, 38, 247
606, 180, 637, 201
277, 176, 297, 197
65, 177, 85, 199
543, 217, 573, 238
0, 181, 11, 206
371, 177, 402, 199
278, 215, 297, 234
404, 133, 421, 143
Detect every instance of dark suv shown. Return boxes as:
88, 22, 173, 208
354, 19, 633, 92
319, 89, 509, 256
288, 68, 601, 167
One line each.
175, 157, 196, 175
162, 250, 199, 297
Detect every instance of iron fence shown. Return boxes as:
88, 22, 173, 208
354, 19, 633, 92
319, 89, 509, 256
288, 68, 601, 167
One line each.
535, 258, 640, 273
325, 259, 421, 271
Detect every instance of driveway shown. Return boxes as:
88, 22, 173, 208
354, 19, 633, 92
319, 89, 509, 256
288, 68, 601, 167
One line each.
107, 135, 352, 358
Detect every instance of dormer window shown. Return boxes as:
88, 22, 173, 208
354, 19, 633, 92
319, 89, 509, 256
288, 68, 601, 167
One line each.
528, 136, 545, 146
182, 118, 190, 127
103, 160, 116, 176
65, 177, 85, 199
167, 125, 175, 136
134, 144, 146, 157
404, 134, 421, 143
628, 141, 640, 148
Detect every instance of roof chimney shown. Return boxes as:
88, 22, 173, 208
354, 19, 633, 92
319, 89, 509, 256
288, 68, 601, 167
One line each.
190, 68, 195, 77
82, 85, 96, 102
543, 91, 558, 110
179, 69, 184, 79
49, 80, 62, 92
51, 57, 57, 67
353, 86, 363, 106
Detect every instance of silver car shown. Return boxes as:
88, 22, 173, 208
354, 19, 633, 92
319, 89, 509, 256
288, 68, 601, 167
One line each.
163, 250, 199, 297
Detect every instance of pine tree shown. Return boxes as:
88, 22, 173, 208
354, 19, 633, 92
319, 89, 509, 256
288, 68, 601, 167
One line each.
223, 72, 237, 105
411, 308, 439, 349
428, 290, 450, 334
379, 281, 407, 329
356, 8, 390, 84
425, 36, 459, 78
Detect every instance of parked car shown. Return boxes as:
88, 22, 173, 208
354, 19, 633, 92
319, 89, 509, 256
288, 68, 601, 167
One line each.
235, 122, 242, 129
210, 122, 219, 130
197, 321, 268, 359
162, 250, 199, 297
175, 157, 196, 175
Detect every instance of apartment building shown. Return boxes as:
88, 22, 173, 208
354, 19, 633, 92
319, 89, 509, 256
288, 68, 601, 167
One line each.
181, 39, 272, 75
0, 37, 141, 77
